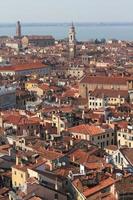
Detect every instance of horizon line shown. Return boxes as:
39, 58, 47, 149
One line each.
0, 21, 133, 24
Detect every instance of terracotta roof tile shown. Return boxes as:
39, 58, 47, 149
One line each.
4, 114, 40, 125
68, 124, 104, 136
80, 75, 127, 85
105, 145, 118, 151
38, 83, 49, 91
69, 149, 89, 164
0, 63, 47, 72
82, 177, 116, 197
90, 88, 128, 98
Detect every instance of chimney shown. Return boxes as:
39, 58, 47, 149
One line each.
82, 109, 85, 120
21, 161, 24, 167
72, 155, 75, 162
8, 148, 12, 157
50, 141, 53, 147
0, 115, 3, 128
70, 139, 74, 146
118, 94, 121, 106
16, 156, 19, 165
65, 144, 68, 151
55, 178, 58, 190
49, 163, 53, 171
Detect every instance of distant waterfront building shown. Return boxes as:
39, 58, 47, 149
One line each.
69, 23, 76, 59
21, 35, 55, 47
16, 21, 21, 38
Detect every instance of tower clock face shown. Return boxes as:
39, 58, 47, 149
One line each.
70, 48, 74, 52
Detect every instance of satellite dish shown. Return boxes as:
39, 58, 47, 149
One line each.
62, 162, 66, 166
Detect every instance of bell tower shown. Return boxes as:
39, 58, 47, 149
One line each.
69, 23, 76, 59
16, 21, 21, 38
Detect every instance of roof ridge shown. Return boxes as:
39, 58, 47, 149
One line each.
84, 124, 91, 134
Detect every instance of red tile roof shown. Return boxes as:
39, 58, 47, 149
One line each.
0, 63, 47, 72
120, 148, 133, 166
90, 88, 128, 98
58, 106, 74, 113
62, 88, 79, 98
116, 121, 128, 129
31, 146, 64, 161
4, 114, 40, 125
27, 35, 54, 40
38, 83, 49, 91
68, 124, 104, 136
102, 194, 116, 200
105, 145, 118, 151
84, 162, 104, 170
80, 75, 127, 85
69, 149, 89, 164
82, 177, 116, 197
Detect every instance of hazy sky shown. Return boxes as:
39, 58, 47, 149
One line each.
1, 0, 133, 23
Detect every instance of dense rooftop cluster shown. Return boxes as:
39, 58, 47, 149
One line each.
0, 23, 133, 200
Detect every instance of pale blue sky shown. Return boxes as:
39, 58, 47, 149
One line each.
1, 0, 133, 23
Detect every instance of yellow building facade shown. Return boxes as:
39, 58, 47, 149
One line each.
12, 165, 28, 188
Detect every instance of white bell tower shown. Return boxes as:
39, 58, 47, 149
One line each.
69, 23, 76, 59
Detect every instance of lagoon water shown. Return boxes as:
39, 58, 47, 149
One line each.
0, 23, 133, 41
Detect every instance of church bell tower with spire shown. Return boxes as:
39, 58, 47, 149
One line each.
69, 23, 76, 59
